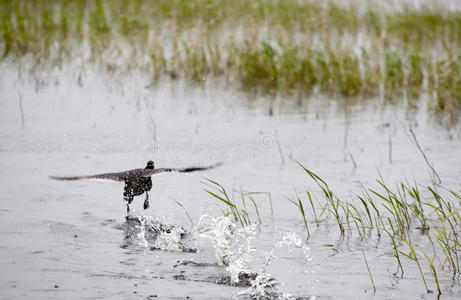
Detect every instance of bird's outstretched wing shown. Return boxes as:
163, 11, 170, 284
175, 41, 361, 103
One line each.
50, 172, 127, 182
143, 163, 222, 176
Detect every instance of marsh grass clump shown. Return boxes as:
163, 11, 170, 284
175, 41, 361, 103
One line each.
287, 193, 310, 238
202, 161, 460, 295
296, 162, 346, 236
295, 162, 460, 296
202, 178, 269, 227
1, 0, 460, 118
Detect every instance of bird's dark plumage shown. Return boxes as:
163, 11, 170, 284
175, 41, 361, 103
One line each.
50, 161, 221, 213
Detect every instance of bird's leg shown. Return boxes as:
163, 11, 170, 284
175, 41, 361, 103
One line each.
124, 196, 131, 214
143, 191, 150, 210
123, 187, 133, 215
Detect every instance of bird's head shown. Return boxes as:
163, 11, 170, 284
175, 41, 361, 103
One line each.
145, 160, 155, 169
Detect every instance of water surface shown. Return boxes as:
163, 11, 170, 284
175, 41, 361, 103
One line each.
1, 64, 460, 299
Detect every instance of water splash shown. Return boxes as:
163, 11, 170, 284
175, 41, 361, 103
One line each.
152, 225, 186, 252
136, 215, 150, 248
276, 231, 311, 260
195, 215, 313, 298
122, 214, 192, 252
243, 274, 299, 300
195, 214, 257, 284
239, 231, 311, 300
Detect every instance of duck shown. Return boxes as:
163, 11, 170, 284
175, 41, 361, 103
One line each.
50, 160, 220, 213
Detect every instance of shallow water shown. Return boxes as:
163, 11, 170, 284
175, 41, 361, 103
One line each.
1, 64, 460, 299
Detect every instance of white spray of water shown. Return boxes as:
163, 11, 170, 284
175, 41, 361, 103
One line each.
136, 215, 150, 248
153, 226, 185, 252
134, 215, 186, 252
196, 215, 312, 298
195, 214, 257, 284
244, 274, 298, 300
240, 231, 311, 300
276, 231, 311, 260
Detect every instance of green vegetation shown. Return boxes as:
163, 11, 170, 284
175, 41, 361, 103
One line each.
202, 178, 270, 227
201, 157, 461, 295
287, 193, 310, 238
205, 162, 460, 296
294, 163, 460, 297
1, 0, 460, 117
173, 199, 194, 227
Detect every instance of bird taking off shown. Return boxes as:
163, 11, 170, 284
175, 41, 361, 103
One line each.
50, 161, 221, 213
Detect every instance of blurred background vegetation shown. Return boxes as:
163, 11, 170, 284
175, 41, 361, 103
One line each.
1, 0, 460, 119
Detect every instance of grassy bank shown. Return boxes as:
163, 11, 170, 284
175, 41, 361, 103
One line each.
1, 0, 460, 117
